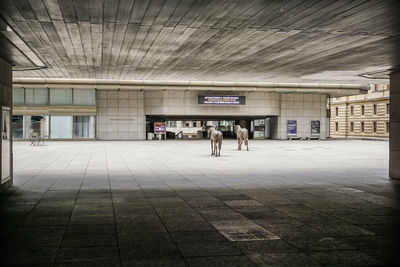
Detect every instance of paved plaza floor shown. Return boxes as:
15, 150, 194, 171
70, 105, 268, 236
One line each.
1, 139, 399, 266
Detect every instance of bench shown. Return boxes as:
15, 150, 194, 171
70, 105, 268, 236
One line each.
287, 136, 302, 140
306, 136, 320, 140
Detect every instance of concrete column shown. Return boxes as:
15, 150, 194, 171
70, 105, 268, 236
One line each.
0, 57, 13, 191
390, 72, 400, 179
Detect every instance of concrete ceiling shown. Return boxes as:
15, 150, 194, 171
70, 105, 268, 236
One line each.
0, 0, 399, 84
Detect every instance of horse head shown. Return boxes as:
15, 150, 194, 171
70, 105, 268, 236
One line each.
207, 126, 215, 138
234, 125, 241, 133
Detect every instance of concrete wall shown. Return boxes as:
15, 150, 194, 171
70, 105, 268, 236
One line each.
271, 93, 328, 139
97, 89, 327, 140
0, 57, 13, 191
145, 90, 280, 117
96, 90, 145, 140
390, 72, 400, 179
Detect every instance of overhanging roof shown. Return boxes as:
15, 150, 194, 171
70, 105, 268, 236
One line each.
1, 0, 399, 84
13, 78, 369, 97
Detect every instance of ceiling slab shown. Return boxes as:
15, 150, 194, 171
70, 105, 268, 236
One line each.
0, 0, 399, 84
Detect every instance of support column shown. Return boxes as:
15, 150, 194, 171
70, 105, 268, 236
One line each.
390, 72, 400, 179
0, 57, 12, 191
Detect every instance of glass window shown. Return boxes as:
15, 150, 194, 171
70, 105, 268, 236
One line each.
387, 103, 389, 114
50, 116, 73, 138
2, 107, 11, 181
361, 105, 365, 115
50, 89, 72, 105
373, 121, 377, 132
73, 89, 95, 105
350, 106, 354, 116
12, 116, 24, 138
373, 104, 377, 115
167, 121, 176, 127
361, 122, 364, 132
25, 88, 48, 105
386, 122, 389, 133
24, 115, 49, 138
73, 116, 94, 138
350, 122, 354, 132
335, 122, 338, 132
13, 88, 25, 105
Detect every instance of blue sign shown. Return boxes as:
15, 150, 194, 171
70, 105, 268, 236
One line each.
287, 120, 297, 135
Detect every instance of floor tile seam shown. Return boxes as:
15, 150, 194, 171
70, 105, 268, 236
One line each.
1, 169, 66, 242
53, 151, 91, 264
131, 153, 209, 234
130, 163, 201, 264
141, 190, 191, 265
104, 147, 123, 267
246, 251, 325, 266
305, 248, 387, 266
16, 149, 75, 193
59, 244, 120, 249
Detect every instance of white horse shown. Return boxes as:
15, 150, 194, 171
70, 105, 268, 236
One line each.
207, 127, 223, 157
235, 125, 249, 151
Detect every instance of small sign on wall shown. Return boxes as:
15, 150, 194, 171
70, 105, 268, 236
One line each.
311, 120, 320, 135
287, 120, 297, 136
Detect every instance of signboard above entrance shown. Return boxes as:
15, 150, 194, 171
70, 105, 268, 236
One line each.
198, 96, 245, 105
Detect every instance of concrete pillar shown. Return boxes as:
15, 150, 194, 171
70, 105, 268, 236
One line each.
0, 57, 13, 191
390, 72, 400, 179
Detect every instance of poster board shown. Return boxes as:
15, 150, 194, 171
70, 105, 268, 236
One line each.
154, 122, 166, 134
287, 120, 297, 136
311, 120, 320, 136
1, 106, 11, 183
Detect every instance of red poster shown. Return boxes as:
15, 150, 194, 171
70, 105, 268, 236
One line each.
154, 122, 166, 134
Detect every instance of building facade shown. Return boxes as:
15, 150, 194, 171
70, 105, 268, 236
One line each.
330, 84, 390, 138
12, 87, 96, 140
11, 80, 370, 141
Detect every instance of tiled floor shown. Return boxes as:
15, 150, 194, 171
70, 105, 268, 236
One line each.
1, 139, 399, 266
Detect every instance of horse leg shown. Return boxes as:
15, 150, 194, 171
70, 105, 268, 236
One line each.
218, 139, 222, 156
214, 142, 218, 157
245, 138, 249, 151
237, 137, 240, 150
211, 140, 214, 155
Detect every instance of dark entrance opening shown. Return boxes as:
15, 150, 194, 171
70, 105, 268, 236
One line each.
146, 116, 274, 140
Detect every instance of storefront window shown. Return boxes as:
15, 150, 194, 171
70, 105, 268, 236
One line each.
12, 116, 23, 138
50, 89, 72, 105
2, 107, 11, 182
25, 88, 48, 105
73, 116, 94, 138
24, 115, 49, 138
13, 88, 25, 105
73, 90, 95, 105
253, 119, 265, 138
50, 116, 73, 138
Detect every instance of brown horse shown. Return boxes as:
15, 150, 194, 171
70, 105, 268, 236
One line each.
207, 127, 223, 157
235, 125, 249, 151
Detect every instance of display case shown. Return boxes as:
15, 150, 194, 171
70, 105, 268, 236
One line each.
1, 106, 12, 184
253, 119, 265, 139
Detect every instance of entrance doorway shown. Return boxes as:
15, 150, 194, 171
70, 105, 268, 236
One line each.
146, 116, 273, 140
